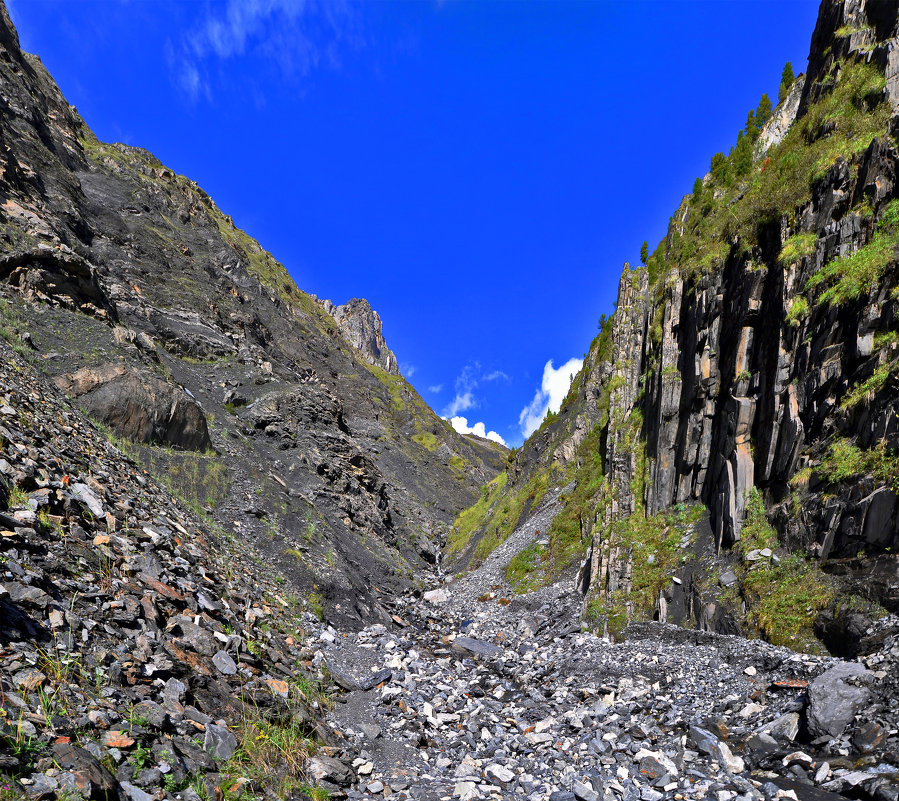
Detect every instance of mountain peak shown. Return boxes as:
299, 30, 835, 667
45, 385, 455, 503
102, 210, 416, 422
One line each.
316, 296, 400, 376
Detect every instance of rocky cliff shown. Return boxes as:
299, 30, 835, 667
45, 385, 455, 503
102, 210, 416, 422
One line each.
0, 1, 507, 630
316, 297, 400, 376
451, 0, 899, 654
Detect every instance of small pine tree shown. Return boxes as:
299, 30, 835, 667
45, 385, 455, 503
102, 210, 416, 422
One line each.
730, 130, 753, 176
710, 152, 729, 184
745, 108, 757, 140
692, 177, 703, 200
640, 241, 648, 264
756, 93, 773, 128
778, 61, 795, 102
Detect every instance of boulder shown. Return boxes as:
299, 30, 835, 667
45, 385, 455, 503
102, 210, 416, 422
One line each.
55, 364, 211, 451
306, 755, 353, 786
450, 636, 503, 659
203, 723, 237, 760
49, 743, 119, 800
806, 663, 870, 738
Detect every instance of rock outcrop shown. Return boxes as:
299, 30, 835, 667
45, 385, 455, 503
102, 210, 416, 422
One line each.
0, 0, 505, 627
317, 296, 400, 376
453, 0, 899, 653
54, 364, 213, 452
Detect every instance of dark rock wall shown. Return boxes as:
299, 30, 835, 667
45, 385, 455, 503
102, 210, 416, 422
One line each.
0, 0, 505, 626
596, 0, 899, 618
490, 0, 899, 638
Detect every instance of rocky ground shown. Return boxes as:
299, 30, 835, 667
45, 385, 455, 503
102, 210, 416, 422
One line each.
2, 337, 899, 801
0, 342, 350, 800
315, 514, 899, 801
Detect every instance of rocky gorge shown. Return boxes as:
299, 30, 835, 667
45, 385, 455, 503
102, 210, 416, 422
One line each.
2, 0, 899, 800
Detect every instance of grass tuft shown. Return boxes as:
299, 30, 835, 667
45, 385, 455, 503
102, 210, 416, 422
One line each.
807, 198, 899, 306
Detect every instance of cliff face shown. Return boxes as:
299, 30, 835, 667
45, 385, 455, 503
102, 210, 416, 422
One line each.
0, 2, 505, 627
316, 296, 400, 376
454, 0, 899, 653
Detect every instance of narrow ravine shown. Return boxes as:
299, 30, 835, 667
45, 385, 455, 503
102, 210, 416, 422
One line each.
309, 503, 899, 801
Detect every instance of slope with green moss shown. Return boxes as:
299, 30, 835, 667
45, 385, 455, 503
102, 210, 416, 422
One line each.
450, 0, 899, 654
0, 3, 504, 629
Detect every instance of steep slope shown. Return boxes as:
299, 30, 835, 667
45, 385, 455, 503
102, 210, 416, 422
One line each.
0, 2, 505, 627
0, 339, 353, 799
451, 0, 899, 654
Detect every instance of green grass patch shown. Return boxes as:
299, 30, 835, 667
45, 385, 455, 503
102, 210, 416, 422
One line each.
807, 199, 899, 306
506, 542, 545, 594
874, 329, 899, 350
660, 60, 889, 288
360, 361, 408, 416
727, 488, 834, 651
779, 232, 817, 265
447, 471, 508, 557
735, 488, 778, 556
840, 362, 894, 409
817, 437, 899, 490
835, 24, 871, 37
741, 554, 834, 651
786, 296, 809, 326
129, 446, 230, 517
412, 431, 440, 452
587, 503, 705, 637
96, 426, 231, 518
540, 425, 608, 581
307, 591, 324, 621
471, 468, 553, 565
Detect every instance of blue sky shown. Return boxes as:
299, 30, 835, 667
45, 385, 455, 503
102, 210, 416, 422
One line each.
9, 0, 819, 447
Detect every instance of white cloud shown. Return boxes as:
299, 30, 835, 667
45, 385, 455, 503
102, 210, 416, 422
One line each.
401, 363, 416, 377
449, 416, 507, 447
518, 357, 583, 439
443, 363, 479, 418
445, 391, 475, 416
171, 0, 361, 102
427, 384, 443, 394
483, 370, 510, 382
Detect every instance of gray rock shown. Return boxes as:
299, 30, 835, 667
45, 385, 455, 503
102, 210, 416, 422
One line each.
573, 781, 600, 801
760, 711, 800, 742
212, 649, 237, 676
806, 663, 870, 738
163, 678, 186, 712
306, 755, 353, 786
485, 763, 515, 785
358, 723, 382, 740
69, 482, 105, 519
120, 781, 156, 801
451, 636, 503, 659
687, 726, 719, 756
55, 365, 212, 451
358, 667, 392, 690
203, 723, 237, 760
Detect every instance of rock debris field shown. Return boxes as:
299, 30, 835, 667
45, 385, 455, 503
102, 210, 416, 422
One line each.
317, 549, 899, 801
1, 341, 898, 801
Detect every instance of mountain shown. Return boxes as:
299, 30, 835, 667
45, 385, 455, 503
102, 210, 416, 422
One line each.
450, 0, 899, 655
4, 1, 899, 799
0, 2, 506, 629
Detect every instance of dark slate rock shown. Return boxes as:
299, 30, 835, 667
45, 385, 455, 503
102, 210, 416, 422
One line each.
203, 723, 237, 761
806, 663, 870, 738
450, 636, 504, 659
